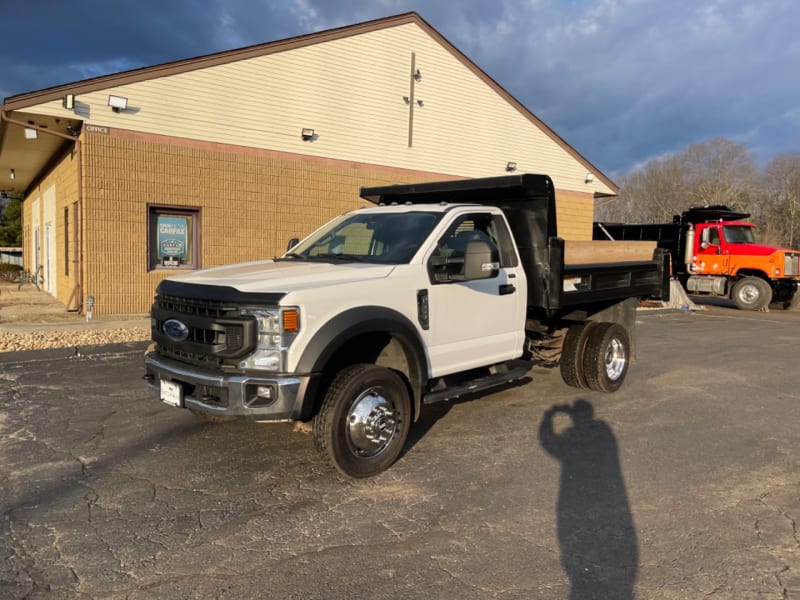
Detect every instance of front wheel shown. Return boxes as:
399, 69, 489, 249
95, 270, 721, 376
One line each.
731, 276, 771, 310
313, 364, 411, 478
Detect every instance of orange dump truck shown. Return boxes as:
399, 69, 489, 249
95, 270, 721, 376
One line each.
594, 206, 800, 310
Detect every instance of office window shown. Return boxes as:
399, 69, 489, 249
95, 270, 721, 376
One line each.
148, 206, 200, 270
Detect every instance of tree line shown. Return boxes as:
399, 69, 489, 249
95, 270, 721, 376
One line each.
596, 138, 800, 249
0, 194, 21, 247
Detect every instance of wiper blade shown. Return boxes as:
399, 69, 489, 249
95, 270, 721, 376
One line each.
308, 253, 367, 262
274, 252, 306, 261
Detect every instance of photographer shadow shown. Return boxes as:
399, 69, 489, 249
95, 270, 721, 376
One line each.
539, 399, 638, 600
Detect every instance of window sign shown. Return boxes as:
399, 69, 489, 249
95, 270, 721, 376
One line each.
157, 215, 189, 264
148, 206, 199, 271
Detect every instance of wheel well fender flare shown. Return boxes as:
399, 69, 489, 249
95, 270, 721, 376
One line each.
296, 306, 428, 419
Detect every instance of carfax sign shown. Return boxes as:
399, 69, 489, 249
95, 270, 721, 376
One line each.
157, 215, 188, 261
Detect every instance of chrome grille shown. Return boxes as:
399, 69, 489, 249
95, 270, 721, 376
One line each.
152, 295, 257, 368
785, 253, 800, 277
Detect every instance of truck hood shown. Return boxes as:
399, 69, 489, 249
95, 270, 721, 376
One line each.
727, 243, 796, 256
166, 259, 395, 294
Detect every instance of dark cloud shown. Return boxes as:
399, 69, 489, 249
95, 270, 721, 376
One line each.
2, 0, 798, 175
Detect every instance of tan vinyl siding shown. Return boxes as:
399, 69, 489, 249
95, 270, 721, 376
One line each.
554, 190, 595, 240
26, 23, 612, 199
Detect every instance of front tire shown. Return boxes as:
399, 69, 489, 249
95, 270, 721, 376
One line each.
582, 323, 630, 393
313, 364, 411, 478
731, 276, 771, 310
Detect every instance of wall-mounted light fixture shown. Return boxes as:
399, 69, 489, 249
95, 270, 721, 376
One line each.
416, 99, 424, 107
585, 173, 595, 183
108, 95, 128, 113
414, 68, 422, 82
301, 128, 315, 141
24, 128, 38, 140
506, 162, 517, 172
402, 96, 410, 104
9, 169, 15, 180
63, 94, 75, 110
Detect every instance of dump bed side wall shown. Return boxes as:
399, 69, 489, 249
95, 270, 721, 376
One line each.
594, 222, 685, 273
564, 240, 658, 265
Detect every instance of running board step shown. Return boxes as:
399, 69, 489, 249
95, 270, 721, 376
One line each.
422, 365, 531, 405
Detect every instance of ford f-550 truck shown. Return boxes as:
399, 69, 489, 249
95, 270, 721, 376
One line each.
594, 206, 800, 310
144, 175, 669, 477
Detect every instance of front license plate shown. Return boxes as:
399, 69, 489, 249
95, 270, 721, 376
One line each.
160, 379, 183, 407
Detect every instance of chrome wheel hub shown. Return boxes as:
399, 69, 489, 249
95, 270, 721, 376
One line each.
605, 338, 627, 381
347, 387, 398, 457
740, 284, 759, 303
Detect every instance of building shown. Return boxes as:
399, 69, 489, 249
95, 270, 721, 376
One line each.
0, 12, 617, 315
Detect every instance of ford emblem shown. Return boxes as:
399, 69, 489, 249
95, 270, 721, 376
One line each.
163, 319, 190, 342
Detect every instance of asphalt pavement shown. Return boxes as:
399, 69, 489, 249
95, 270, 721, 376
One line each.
1, 304, 799, 599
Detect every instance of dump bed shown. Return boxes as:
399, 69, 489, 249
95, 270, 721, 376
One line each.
361, 174, 670, 313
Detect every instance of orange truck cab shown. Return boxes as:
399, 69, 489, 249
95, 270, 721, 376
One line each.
595, 206, 800, 310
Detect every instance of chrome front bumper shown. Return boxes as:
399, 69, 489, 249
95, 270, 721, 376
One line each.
144, 351, 310, 421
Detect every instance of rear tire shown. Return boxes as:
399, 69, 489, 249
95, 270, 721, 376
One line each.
560, 322, 597, 389
731, 277, 771, 310
313, 364, 411, 478
582, 323, 630, 393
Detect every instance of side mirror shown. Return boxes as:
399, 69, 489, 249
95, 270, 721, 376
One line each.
700, 241, 709, 250
463, 240, 499, 280
286, 238, 300, 252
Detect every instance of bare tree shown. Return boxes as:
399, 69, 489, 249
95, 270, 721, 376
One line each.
597, 138, 757, 224
681, 138, 757, 209
760, 154, 800, 248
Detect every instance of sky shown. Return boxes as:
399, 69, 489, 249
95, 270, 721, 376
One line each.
2, 0, 799, 178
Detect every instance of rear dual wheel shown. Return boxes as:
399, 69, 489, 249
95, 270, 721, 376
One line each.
560, 322, 597, 389
582, 323, 630, 393
560, 322, 630, 393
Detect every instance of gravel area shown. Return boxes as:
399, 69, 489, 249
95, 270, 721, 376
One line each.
0, 327, 150, 353
0, 282, 150, 352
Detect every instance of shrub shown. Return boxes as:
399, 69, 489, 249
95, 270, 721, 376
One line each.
0, 263, 23, 282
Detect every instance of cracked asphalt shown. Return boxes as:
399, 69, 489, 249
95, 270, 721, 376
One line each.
1, 305, 799, 599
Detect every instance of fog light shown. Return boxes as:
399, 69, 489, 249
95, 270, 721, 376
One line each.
245, 384, 277, 407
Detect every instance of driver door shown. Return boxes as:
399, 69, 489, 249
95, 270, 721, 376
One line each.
425, 211, 526, 377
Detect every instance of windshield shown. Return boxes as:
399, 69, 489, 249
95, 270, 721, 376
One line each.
722, 225, 755, 244
284, 211, 443, 264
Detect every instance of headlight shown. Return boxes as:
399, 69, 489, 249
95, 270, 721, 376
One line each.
238, 307, 300, 371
